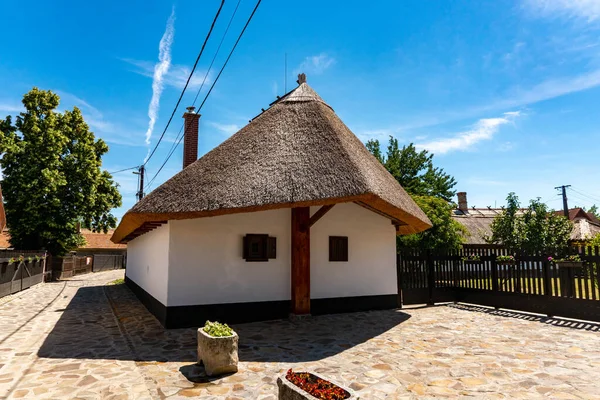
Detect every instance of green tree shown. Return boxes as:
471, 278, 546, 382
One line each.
397, 196, 468, 250
0, 88, 122, 255
366, 136, 465, 250
366, 137, 456, 201
487, 193, 572, 254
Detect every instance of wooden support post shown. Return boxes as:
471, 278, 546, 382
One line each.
291, 207, 311, 315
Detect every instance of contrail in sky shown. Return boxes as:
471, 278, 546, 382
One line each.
144, 7, 175, 150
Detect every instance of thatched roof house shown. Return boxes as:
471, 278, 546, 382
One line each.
112, 78, 429, 244
113, 75, 431, 328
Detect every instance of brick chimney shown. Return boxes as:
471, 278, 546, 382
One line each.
457, 192, 468, 212
182, 106, 200, 169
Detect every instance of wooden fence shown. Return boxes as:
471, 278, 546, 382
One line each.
398, 246, 600, 322
0, 251, 47, 299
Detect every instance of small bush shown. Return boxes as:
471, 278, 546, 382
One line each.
203, 321, 234, 337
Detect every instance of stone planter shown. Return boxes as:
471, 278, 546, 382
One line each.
277, 371, 359, 400
463, 260, 483, 265
197, 328, 238, 376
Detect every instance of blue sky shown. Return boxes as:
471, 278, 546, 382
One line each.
1, 0, 600, 219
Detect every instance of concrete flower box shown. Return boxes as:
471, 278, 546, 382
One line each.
197, 328, 239, 376
277, 370, 358, 400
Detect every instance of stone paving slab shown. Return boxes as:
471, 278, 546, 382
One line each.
0, 270, 600, 399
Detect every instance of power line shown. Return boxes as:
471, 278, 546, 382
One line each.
197, 0, 262, 112
570, 187, 600, 203
569, 192, 598, 206
192, 0, 242, 106
143, 0, 226, 167
108, 166, 139, 175
143, 0, 241, 191
144, 0, 262, 191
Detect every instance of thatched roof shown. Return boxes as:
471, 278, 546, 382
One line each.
111, 79, 431, 243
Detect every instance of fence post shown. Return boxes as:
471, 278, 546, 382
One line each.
542, 257, 554, 318
543, 258, 552, 297
396, 253, 403, 309
491, 254, 499, 292
427, 250, 434, 305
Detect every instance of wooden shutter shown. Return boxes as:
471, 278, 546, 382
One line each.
329, 236, 348, 262
243, 234, 269, 262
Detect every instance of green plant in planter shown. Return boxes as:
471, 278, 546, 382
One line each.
548, 255, 582, 263
27, 256, 33, 263
462, 254, 481, 262
203, 321, 234, 337
496, 255, 516, 263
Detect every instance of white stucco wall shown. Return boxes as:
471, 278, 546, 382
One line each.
310, 203, 397, 299
163, 202, 397, 306
125, 223, 170, 305
167, 209, 292, 307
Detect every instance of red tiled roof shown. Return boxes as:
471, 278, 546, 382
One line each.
79, 230, 126, 250
0, 229, 126, 250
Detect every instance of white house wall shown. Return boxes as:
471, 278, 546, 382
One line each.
309, 203, 397, 299
125, 223, 170, 305
165, 202, 396, 307
167, 208, 292, 307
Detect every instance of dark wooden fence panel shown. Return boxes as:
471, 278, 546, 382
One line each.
0, 252, 47, 299
398, 246, 600, 322
92, 254, 125, 272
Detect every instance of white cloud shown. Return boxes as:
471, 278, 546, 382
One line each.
144, 7, 175, 147
294, 53, 335, 76
0, 103, 23, 113
208, 122, 241, 137
415, 111, 521, 155
524, 0, 600, 21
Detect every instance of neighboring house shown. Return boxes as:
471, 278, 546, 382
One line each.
452, 192, 600, 245
0, 228, 126, 256
111, 74, 432, 329
554, 208, 600, 243
76, 229, 127, 257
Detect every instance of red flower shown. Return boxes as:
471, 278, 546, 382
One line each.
286, 369, 350, 400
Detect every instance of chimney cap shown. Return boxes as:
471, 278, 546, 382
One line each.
185, 106, 196, 113
297, 73, 307, 85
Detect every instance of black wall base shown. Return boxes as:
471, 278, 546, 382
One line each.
125, 276, 399, 329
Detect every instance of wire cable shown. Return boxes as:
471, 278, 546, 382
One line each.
192, 0, 242, 106
197, 0, 261, 112
144, 0, 226, 166
144, 0, 241, 191
570, 187, 600, 203
144, 0, 261, 191
108, 166, 139, 175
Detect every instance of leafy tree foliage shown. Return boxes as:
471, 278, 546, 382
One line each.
397, 196, 468, 250
366, 136, 465, 250
486, 192, 572, 254
0, 88, 121, 255
366, 137, 457, 201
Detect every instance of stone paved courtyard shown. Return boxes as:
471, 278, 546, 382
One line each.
1, 271, 600, 399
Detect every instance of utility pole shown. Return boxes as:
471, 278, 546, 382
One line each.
555, 185, 571, 218
134, 165, 145, 202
